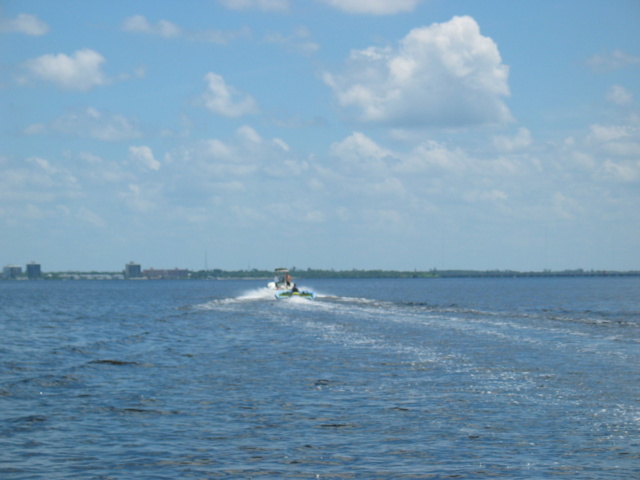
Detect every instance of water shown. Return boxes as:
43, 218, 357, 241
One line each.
1, 277, 639, 479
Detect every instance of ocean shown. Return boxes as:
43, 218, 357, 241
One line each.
1, 277, 639, 479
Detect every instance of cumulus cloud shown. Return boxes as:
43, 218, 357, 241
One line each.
167, 125, 295, 180
200, 73, 259, 117
324, 132, 536, 219
24, 107, 141, 141
572, 124, 640, 183
122, 15, 181, 38
217, 0, 289, 12
129, 145, 161, 171
317, 0, 421, 15
157, 125, 307, 224
0, 12, 48, 35
330, 132, 394, 175
323, 16, 512, 128
24, 49, 109, 91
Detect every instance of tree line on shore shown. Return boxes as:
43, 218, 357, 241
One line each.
14, 267, 639, 280
188, 268, 638, 279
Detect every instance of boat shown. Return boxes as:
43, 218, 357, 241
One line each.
267, 268, 294, 290
268, 268, 315, 300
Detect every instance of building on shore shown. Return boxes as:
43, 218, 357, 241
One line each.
124, 262, 142, 279
26, 262, 41, 280
3, 265, 22, 279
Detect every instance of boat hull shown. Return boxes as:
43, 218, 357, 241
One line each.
274, 290, 315, 300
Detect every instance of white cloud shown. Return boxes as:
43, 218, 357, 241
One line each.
601, 159, 639, 182
78, 152, 103, 164
167, 125, 296, 182
606, 85, 633, 106
398, 140, 470, 174
129, 145, 161, 171
76, 207, 107, 228
324, 16, 512, 128
217, 0, 289, 12
76, 151, 134, 183
202, 139, 234, 161
317, 0, 421, 15
24, 49, 109, 91
26, 156, 58, 175
330, 132, 394, 175
119, 184, 161, 213
0, 156, 80, 205
200, 73, 260, 117
272, 138, 290, 152
25, 107, 141, 141
593, 129, 640, 158
492, 127, 532, 153
121, 14, 250, 45
176, 129, 274, 181
264, 26, 319, 56
122, 15, 181, 38
573, 124, 640, 183
587, 124, 634, 144
587, 49, 640, 72
0, 12, 48, 35
236, 125, 263, 144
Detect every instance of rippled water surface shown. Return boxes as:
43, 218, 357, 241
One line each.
1, 277, 639, 479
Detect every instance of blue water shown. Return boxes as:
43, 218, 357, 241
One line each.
1, 277, 639, 479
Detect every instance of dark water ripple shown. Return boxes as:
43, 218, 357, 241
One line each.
1, 277, 639, 479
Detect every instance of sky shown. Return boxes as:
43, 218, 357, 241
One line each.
1, 0, 639, 272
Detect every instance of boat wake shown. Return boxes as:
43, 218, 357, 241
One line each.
237, 287, 276, 301
190, 286, 373, 311
192, 287, 274, 310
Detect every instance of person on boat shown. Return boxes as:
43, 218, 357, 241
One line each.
285, 273, 292, 289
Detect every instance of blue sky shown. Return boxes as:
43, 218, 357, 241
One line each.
1, 0, 639, 272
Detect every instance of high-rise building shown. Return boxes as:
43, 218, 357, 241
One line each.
26, 262, 41, 280
124, 262, 142, 279
3, 265, 22, 279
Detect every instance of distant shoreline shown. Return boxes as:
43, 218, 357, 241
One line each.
4, 268, 639, 280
